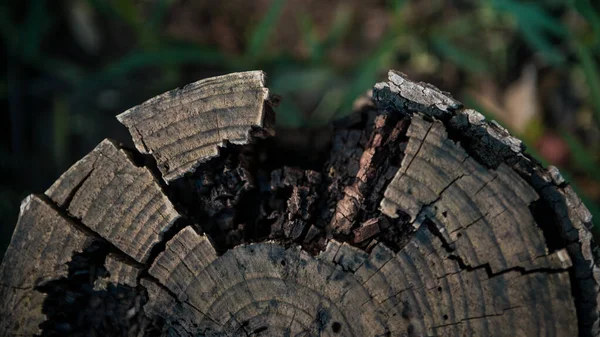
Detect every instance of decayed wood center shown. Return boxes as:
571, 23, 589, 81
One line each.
0, 70, 597, 337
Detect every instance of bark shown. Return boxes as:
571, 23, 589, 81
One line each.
0, 70, 597, 337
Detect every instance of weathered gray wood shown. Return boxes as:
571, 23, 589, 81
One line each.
0, 195, 93, 336
374, 70, 462, 119
143, 227, 389, 336
380, 115, 569, 273
374, 70, 599, 336
45, 139, 180, 264
0, 70, 596, 337
142, 225, 576, 336
116, 71, 270, 183
94, 254, 141, 289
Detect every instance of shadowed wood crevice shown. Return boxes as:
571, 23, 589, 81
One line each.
36, 241, 161, 337
0, 70, 597, 337
0, 195, 93, 336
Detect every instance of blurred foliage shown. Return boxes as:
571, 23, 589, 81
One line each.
1, 0, 600, 254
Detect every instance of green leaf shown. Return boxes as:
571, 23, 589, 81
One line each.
110, 0, 139, 27
387, 0, 407, 15
246, 0, 287, 60
492, 0, 567, 37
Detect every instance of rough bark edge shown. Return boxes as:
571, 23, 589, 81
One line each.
374, 69, 599, 336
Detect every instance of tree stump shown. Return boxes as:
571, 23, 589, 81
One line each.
0, 70, 598, 337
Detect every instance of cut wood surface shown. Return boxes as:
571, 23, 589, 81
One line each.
45, 139, 180, 264
0, 70, 597, 337
116, 71, 270, 183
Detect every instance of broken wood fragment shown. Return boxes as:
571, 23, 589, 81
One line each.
116, 71, 271, 183
45, 139, 180, 264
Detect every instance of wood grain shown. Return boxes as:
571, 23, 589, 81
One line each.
0, 70, 596, 337
0, 195, 92, 336
117, 71, 270, 183
142, 225, 575, 336
45, 139, 179, 264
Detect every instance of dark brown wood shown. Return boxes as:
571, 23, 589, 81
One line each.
0, 70, 597, 337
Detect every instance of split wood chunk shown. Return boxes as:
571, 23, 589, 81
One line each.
116, 71, 270, 183
381, 115, 570, 273
94, 254, 141, 290
0, 195, 93, 336
45, 139, 179, 264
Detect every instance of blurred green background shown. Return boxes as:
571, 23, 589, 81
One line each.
1, 0, 599, 256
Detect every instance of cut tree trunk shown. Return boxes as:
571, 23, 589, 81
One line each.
0, 70, 597, 337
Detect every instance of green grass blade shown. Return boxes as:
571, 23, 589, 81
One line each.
308, 87, 344, 127
0, 5, 18, 52
81, 46, 229, 89
246, 0, 287, 60
573, 0, 600, 47
149, 0, 171, 31
433, 37, 488, 74
574, 42, 600, 127
491, 0, 567, 65
520, 25, 565, 65
21, 0, 49, 60
53, 96, 69, 168
562, 131, 600, 178
298, 13, 320, 61
337, 33, 398, 119
321, 5, 353, 53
